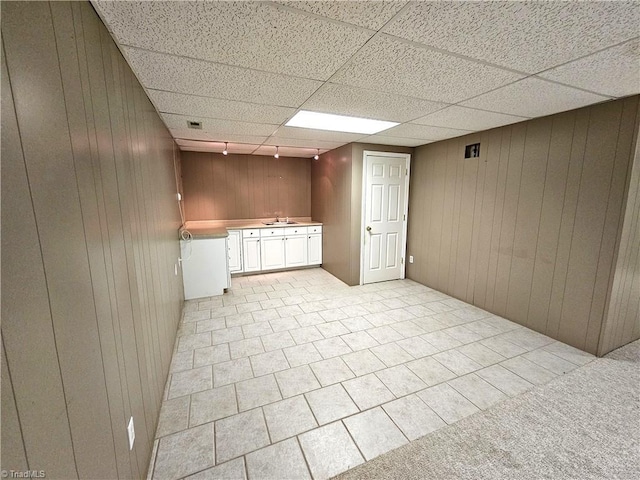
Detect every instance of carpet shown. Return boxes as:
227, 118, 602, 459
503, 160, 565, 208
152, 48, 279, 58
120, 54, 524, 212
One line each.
334, 341, 640, 480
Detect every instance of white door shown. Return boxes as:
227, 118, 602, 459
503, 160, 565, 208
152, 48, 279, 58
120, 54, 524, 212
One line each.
285, 235, 308, 267
261, 236, 286, 270
362, 151, 410, 284
242, 238, 261, 272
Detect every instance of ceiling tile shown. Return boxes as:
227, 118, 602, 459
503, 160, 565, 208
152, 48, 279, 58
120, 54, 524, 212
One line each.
95, 0, 373, 80
358, 135, 428, 148
148, 90, 296, 125
275, 1, 408, 30
253, 145, 324, 158
330, 35, 523, 104
412, 106, 529, 131
263, 136, 345, 150
123, 47, 322, 107
161, 113, 277, 137
382, 1, 640, 73
301, 82, 448, 122
383, 123, 472, 141
175, 140, 259, 154
272, 126, 365, 143
170, 128, 268, 145
460, 77, 610, 118
539, 38, 640, 98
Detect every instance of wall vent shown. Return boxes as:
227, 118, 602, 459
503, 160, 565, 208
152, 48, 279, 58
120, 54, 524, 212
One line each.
187, 120, 202, 129
465, 143, 480, 158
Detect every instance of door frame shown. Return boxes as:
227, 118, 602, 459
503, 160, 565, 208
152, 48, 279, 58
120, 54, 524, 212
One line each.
359, 150, 411, 285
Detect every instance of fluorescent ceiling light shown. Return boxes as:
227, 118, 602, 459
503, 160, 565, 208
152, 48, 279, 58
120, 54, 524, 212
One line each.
286, 110, 398, 135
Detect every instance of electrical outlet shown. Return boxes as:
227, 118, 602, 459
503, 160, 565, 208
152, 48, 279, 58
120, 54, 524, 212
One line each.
409, 255, 414, 264
127, 416, 135, 451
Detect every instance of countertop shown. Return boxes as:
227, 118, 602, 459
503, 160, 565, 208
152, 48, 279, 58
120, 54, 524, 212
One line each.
180, 218, 322, 239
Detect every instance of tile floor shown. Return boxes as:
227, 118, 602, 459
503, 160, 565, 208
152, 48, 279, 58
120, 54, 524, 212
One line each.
149, 268, 595, 480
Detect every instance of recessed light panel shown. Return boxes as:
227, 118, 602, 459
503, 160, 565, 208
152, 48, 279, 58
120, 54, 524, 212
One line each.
285, 110, 398, 135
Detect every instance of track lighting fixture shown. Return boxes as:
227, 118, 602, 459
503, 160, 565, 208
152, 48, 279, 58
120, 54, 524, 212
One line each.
274, 146, 279, 159
223, 142, 228, 155
314, 149, 319, 160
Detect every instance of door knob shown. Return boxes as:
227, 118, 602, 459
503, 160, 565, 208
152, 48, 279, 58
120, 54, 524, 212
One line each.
366, 226, 372, 232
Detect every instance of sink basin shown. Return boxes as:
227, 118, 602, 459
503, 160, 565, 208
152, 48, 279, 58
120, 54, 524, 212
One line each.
262, 221, 297, 225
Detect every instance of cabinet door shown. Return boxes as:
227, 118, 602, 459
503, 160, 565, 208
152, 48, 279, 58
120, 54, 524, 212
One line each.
242, 237, 261, 272
308, 233, 322, 265
228, 230, 243, 272
261, 236, 285, 270
285, 235, 308, 267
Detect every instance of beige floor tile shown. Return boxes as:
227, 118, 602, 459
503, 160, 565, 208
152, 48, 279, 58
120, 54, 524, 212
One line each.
343, 407, 408, 460
382, 394, 446, 440
299, 422, 364, 480
342, 373, 395, 410
274, 364, 321, 398
375, 365, 427, 396
215, 409, 270, 463
236, 374, 282, 411
263, 396, 318, 442
310, 357, 355, 386
305, 384, 358, 425
190, 384, 237, 426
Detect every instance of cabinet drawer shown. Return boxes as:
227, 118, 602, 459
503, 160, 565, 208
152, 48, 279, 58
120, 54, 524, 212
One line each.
260, 228, 285, 238
307, 225, 323, 234
242, 228, 261, 238
284, 226, 308, 236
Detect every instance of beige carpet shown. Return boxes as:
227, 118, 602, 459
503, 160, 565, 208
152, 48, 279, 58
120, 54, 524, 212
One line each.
334, 340, 640, 480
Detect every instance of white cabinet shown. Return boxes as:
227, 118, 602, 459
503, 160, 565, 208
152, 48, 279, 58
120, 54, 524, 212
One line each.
260, 229, 286, 271
308, 233, 322, 265
285, 234, 308, 267
180, 237, 229, 299
242, 232, 261, 273
227, 230, 243, 273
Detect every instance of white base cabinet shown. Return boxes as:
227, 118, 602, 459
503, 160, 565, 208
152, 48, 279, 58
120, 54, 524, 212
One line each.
261, 235, 286, 270
242, 233, 261, 272
285, 234, 308, 267
227, 230, 243, 272
232, 225, 322, 274
308, 233, 322, 265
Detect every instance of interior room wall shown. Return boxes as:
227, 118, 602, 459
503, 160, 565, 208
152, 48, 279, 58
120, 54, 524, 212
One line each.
406, 96, 640, 355
311, 143, 355, 284
1, 1, 183, 478
181, 151, 311, 221
310, 143, 413, 286
599, 117, 640, 355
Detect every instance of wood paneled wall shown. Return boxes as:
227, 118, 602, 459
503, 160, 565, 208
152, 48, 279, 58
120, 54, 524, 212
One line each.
599, 118, 640, 355
1, 2, 183, 478
311, 144, 355, 284
310, 143, 413, 286
181, 151, 311, 221
406, 96, 639, 355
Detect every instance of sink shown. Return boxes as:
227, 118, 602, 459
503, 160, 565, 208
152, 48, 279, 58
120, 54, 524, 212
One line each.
262, 221, 297, 225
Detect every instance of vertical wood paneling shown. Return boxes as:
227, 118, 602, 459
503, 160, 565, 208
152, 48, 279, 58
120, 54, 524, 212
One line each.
559, 101, 623, 350
407, 97, 639, 355
527, 111, 575, 333
3, 3, 117, 476
2, 1, 183, 477
494, 123, 526, 316
181, 152, 311, 220
1, 342, 28, 472
506, 118, 551, 324
474, 128, 503, 307
484, 127, 512, 310
597, 100, 640, 355
1, 39, 77, 478
310, 144, 354, 284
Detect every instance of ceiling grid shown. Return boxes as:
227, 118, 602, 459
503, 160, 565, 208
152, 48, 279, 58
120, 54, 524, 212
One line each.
92, 0, 640, 157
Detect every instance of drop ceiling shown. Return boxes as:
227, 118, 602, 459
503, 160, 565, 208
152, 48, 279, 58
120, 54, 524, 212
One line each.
93, 1, 640, 158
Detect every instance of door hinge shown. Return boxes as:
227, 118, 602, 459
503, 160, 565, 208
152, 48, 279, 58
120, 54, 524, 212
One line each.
405, 168, 408, 175
401, 257, 404, 264
403, 214, 406, 221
